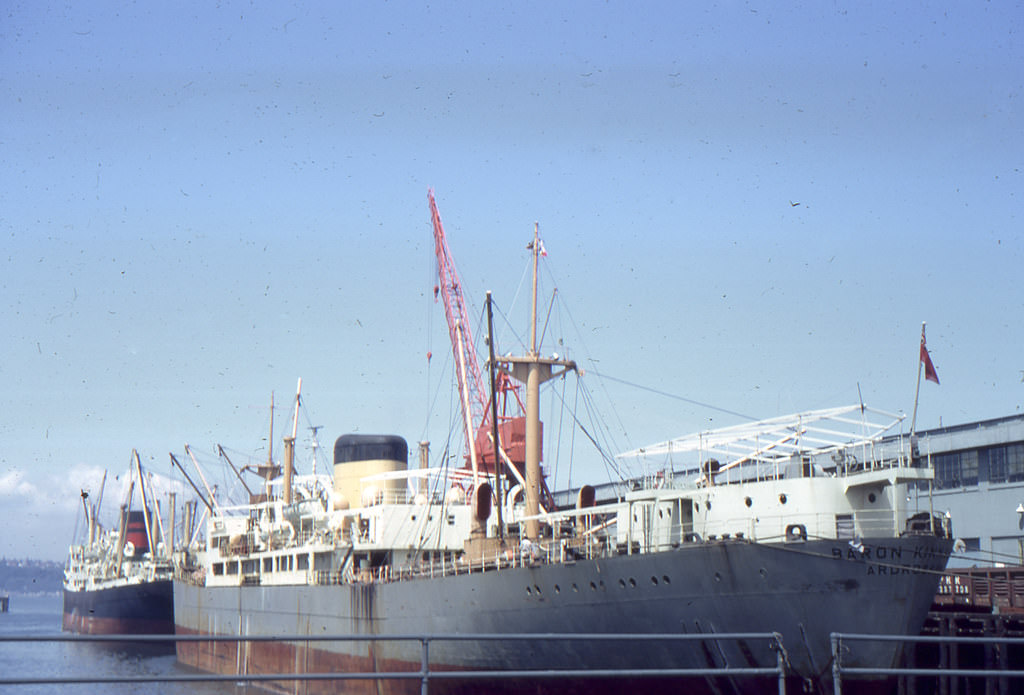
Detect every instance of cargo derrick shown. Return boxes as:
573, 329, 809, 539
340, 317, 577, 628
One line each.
428, 191, 529, 488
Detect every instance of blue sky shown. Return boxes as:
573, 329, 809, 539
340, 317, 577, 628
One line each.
2, 2, 1021, 561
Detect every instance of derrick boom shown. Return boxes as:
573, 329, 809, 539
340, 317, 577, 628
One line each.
429, 191, 528, 473
429, 190, 489, 445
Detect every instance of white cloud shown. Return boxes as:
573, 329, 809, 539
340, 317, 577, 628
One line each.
0, 469, 39, 497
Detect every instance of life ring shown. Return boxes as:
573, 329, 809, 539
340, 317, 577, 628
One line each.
124, 540, 136, 557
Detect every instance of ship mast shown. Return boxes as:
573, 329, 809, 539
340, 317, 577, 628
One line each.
500, 223, 575, 540
283, 377, 302, 505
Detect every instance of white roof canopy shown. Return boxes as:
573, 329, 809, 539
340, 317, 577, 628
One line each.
618, 405, 906, 474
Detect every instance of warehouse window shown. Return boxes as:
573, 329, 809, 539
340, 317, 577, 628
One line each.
934, 451, 979, 489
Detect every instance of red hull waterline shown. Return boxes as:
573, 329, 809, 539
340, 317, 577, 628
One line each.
62, 612, 175, 635
175, 625, 794, 695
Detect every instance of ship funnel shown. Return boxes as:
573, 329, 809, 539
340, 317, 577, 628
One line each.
125, 510, 150, 556
333, 434, 408, 510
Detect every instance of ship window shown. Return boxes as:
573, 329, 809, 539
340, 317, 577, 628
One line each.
213, 562, 224, 576
779, 494, 787, 504
263, 558, 272, 573
226, 561, 239, 575
297, 554, 309, 571
744, 496, 752, 507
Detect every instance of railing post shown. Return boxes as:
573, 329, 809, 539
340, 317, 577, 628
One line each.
776, 637, 786, 695
420, 636, 430, 695
832, 633, 842, 695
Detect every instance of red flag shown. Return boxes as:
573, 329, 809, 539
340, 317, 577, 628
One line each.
920, 328, 939, 384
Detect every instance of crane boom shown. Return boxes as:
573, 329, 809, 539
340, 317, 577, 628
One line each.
429, 190, 530, 476
429, 190, 490, 452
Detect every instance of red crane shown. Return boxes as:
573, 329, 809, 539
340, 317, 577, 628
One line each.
428, 190, 526, 475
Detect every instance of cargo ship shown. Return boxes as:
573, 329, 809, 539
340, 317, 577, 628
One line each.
63, 450, 174, 635
173, 202, 953, 694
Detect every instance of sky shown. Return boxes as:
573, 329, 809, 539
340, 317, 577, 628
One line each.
2, 1, 1021, 561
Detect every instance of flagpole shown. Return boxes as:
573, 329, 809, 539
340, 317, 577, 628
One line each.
910, 322, 926, 435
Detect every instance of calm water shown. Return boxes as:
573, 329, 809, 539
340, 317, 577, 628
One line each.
0, 594, 245, 694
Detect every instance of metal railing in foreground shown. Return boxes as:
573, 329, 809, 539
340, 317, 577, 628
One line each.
831, 632, 1024, 695
0, 631, 788, 694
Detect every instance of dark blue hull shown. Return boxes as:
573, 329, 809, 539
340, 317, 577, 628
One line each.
62, 579, 174, 635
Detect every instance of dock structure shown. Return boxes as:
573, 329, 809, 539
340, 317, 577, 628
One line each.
895, 566, 1024, 695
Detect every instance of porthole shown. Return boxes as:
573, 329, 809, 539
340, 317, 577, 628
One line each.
554, 584, 561, 593
759, 568, 768, 579
619, 578, 626, 588
868, 492, 877, 503
572, 583, 580, 592
628, 578, 637, 588
779, 493, 787, 504
695, 502, 700, 512
744, 496, 752, 508
651, 576, 659, 586
662, 575, 671, 585
533, 585, 542, 595
590, 581, 597, 591
706, 501, 712, 511
526, 586, 533, 595
714, 572, 722, 582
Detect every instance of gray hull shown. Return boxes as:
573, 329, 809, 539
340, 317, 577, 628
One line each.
175, 535, 951, 694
